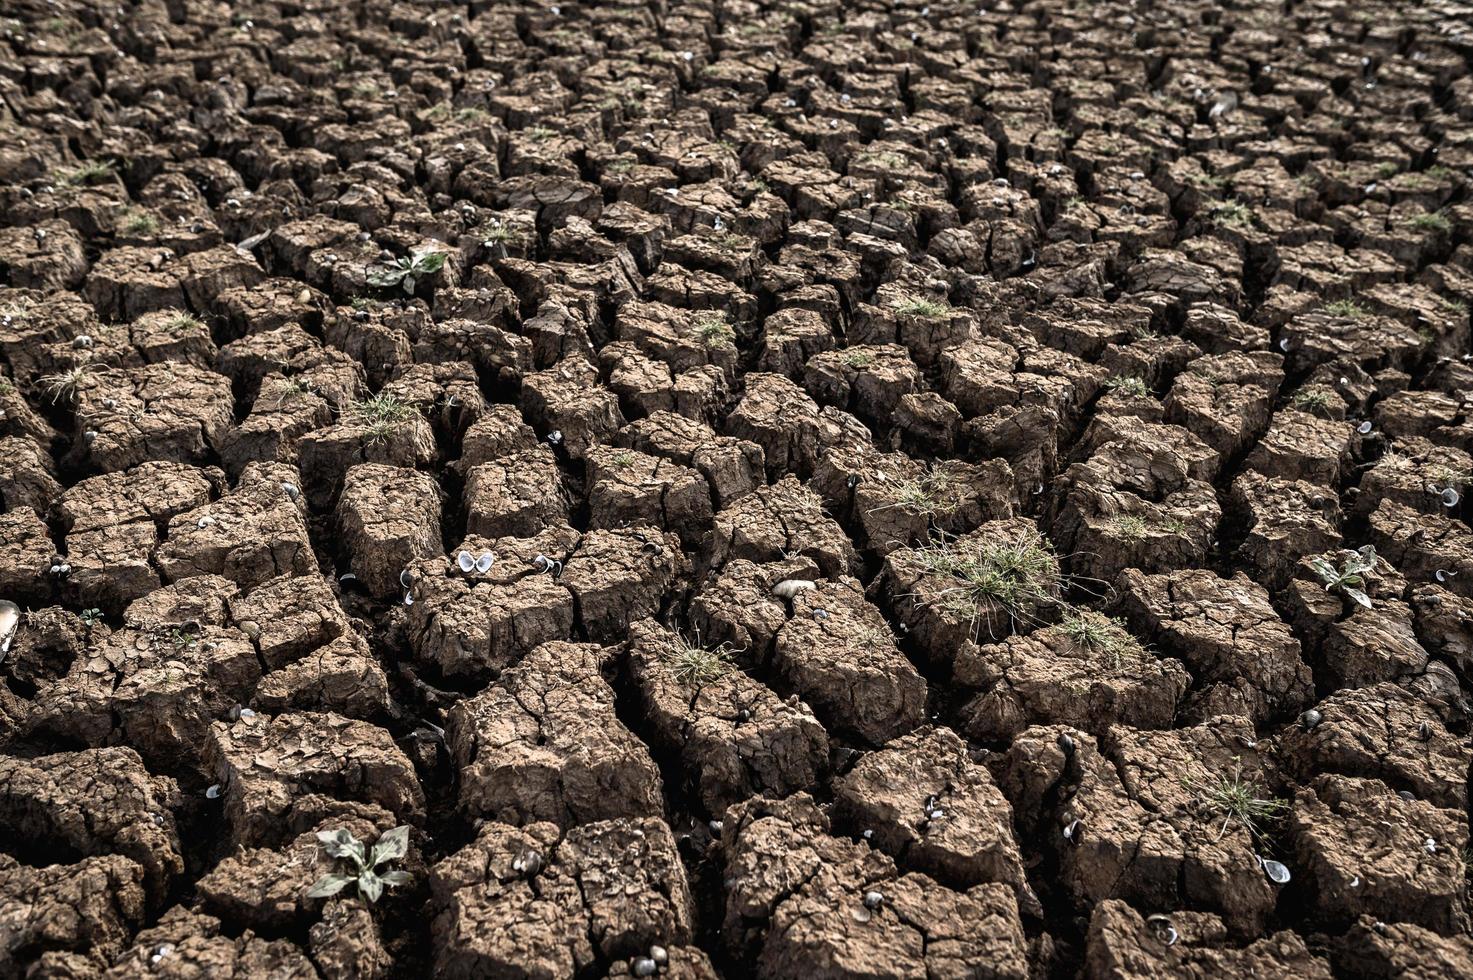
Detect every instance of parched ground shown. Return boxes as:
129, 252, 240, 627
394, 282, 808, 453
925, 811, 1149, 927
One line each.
1, 0, 1472, 976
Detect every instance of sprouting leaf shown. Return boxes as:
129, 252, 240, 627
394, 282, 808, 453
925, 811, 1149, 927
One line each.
307, 873, 355, 898
317, 828, 365, 865
371, 825, 410, 866
1344, 587, 1372, 609
411, 249, 447, 275
358, 869, 384, 903
366, 265, 406, 288
380, 869, 412, 887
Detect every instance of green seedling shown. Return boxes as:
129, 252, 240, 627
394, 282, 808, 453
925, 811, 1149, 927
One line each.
1308, 546, 1379, 609
664, 632, 735, 687
694, 313, 735, 349
906, 529, 1061, 638
1104, 375, 1150, 398
1058, 609, 1147, 670
892, 297, 950, 318
1321, 298, 1369, 319
342, 394, 418, 444
308, 826, 412, 903
1190, 769, 1289, 842
366, 248, 447, 296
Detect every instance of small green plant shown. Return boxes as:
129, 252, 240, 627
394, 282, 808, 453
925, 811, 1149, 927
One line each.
1409, 211, 1452, 233
1157, 515, 1188, 536
844, 349, 875, 368
1104, 375, 1150, 398
1058, 609, 1146, 670
1292, 386, 1335, 416
1375, 162, 1400, 180
480, 222, 524, 247
892, 296, 950, 318
1439, 297, 1467, 314
610, 451, 636, 468
694, 312, 735, 349
120, 208, 159, 235
342, 394, 417, 444
663, 632, 735, 686
164, 312, 204, 333
366, 247, 447, 296
1189, 768, 1289, 842
79, 608, 102, 634
308, 826, 412, 903
37, 365, 96, 404
1208, 200, 1254, 228
1321, 298, 1369, 319
350, 296, 378, 311
523, 125, 557, 142
875, 470, 956, 518
57, 159, 116, 186
1111, 514, 1149, 542
904, 528, 1061, 637
606, 158, 636, 175
1308, 546, 1380, 609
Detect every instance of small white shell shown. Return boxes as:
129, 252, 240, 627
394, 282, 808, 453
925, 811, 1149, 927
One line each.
772, 579, 817, 600
0, 599, 18, 655
475, 552, 496, 573
457, 551, 475, 573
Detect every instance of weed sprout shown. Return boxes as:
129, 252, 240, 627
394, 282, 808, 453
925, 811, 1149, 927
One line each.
900, 528, 1061, 639
1104, 375, 1151, 398
693, 312, 735, 349
308, 826, 412, 904
1308, 546, 1380, 609
366, 247, 447, 296
342, 394, 417, 444
891, 296, 950, 318
663, 631, 737, 686
1057, 609, 1147, 670
1187, 767, 1290, 841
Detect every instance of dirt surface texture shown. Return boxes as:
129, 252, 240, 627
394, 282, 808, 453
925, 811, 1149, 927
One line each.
2, 0, 1473, 977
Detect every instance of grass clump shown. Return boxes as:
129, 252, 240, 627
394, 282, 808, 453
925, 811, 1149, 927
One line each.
1292, 385, 1335, 416
1409, 211, 1452, 233
308, 826, 412, 904
892, 296, 950, 318
120, 208, 159, 235
1321, 298, 1369, 319
1058, 609, 1147, 670
343, 394, 418, 444
663, 632, 735, 687
1208, 199, 1254, 228
693, 312, 735, 349
38, 365, 97, 404
1104, 375, 1151, 398
1189, 768, 1290, 842
877, 470, 958, 518
906, 528, 1061, 638
56, 159, 116, 186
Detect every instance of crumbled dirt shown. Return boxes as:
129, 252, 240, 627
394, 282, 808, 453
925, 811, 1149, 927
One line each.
2, 1, 1473, 975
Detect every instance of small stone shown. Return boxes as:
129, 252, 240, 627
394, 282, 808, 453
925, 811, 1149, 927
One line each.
632, 958, 658, 978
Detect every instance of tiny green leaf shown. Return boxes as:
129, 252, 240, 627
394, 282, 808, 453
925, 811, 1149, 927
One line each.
358, 869, 384, 903
371, 825, 410, 866
380, 869, 412, 888
412, 249, 447, 274
307, 873, 355, 898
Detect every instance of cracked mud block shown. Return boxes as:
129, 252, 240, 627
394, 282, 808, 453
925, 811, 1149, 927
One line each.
122, 574, 238, 632
405, 526, 578, 682
155, 463, 316, 591
229, 572, 350, 671
1410, 584, 1473, 675
756, 306, 836, 379
521, 357, 624, 459
458, 404, 541, 468
1084, 900, 1333, 979
1114, 568, 1314, 724
1164, 351, 1283, 459
688, 556, 821, 665
1277, 682, 1472, 810
586, 445, 714, 545
1370, 499, 1473, 598
0, 853, 146, 976
1228, 471, 1343, 591
81, 246, 187, 320
815, 445, 1017, 556
560, 525, 686, 639
296, 413, 437, 511
463, 447, 568, 539
310, 898, 394, 980
0, 507, 54, 604
218, 374, 335, 479
831, 726, 1035, 911
1288, 774, 1468, 935
0, 748, 183, 902
0, 219, 87, 291
253, 632, 391, 720
802, 344, 921, 422
63, 362, 234, 474
773, 578, 928, 747
725, 372, 870, 480
447, 641, 662, 828
1312, 595, 1432, 692
955, 614, 1190, 741
1278, 309, 1427, 376
0, 434, 63, 516
430, 817, 695, 978
719, 794, 1029, 980
619, 410, 765, 509
103, 906, 317, 979
336, 464, 443, 599
709, 475, 857, 577
872, 517, 1062, 667
1374, 390, 1473, 452
999, 719, 1281, 936
627, 619, 828, 816
25, 621, 260, 772
1242, 408, 1356, 486
1356, 437, 1473, 518
2, 606, 92, 690
612, 298, 741, 378
205, 711, 425, 848
1333, 916, 1473, 979
604, 947, 718, 980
